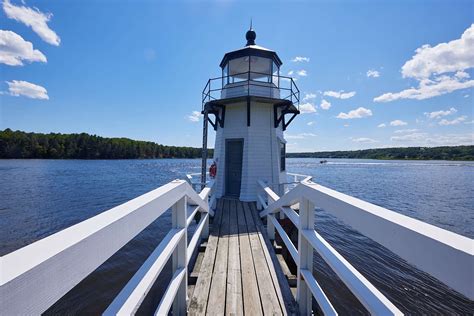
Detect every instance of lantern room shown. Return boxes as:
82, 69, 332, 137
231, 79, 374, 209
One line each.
219, 28, 283, 99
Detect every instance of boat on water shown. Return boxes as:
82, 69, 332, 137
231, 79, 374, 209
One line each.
1, 28, 472, 316
320, 160, 328, 164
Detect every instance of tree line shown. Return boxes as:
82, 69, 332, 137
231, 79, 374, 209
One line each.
287, 146, 474, 161
2, 129, 472, 160
0, 129, 213, 159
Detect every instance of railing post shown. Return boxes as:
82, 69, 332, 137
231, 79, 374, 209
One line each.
202, 211, 209, 239
257, 187, 262, 211
267, 214, 275, 241
267, 194, 276, 240
172, 196, 187, 315
297, 197, 315, 315
202, 195, 209, 239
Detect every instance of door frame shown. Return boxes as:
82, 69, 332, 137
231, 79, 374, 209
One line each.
224, 138, 244, 197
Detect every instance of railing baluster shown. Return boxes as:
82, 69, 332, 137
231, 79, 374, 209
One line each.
172, 196, 187, 315
267, 213, 276, 241
297, 197, 315, 315
202, 211, 209, 239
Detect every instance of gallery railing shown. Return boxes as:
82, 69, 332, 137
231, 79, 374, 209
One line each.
202, 71, 300, 110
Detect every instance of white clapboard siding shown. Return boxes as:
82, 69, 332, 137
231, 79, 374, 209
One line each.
213, 101, 286, 201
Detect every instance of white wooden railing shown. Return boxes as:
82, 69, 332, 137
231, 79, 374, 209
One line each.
0, 179, 215, 315
257, 176, 473, 315
186, 172, 211, 192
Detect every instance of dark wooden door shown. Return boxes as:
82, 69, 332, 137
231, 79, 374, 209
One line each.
225, 139, 243, 197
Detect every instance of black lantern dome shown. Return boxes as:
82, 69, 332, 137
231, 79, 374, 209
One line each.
245, 28, 256, 46
219, 28, 282, 69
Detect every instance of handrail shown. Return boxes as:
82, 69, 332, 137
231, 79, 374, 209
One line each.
258, 174, 474, 314
0, 179, 215, 315
257, 179, 403, 315
104, 228, 186, 315
202, 71, 300, 110
187, 173, 215, 217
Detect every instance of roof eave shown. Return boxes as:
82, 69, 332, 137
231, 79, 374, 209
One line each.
219, 47, 283, 68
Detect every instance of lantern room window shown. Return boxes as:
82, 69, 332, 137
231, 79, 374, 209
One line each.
221, 56, 280, 86
249, 56, 272, 82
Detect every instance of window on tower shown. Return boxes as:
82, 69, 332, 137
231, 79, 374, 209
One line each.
249, 56, 272, 83
280, 141, 286, 172
228, 57, 249, 83
272, 61, 279, 87
222, 63, 229, 86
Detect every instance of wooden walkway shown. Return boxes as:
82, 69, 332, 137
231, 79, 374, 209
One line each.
188, 198, 296, 315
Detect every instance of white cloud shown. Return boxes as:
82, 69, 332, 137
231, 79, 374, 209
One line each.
438, 115, 467, 126
401, 24, 474, 79
351, 137, 378, 143
287, 70, 294, 76
424, 107, 457, 119
374, 75, 474, 102
391, 132, 474, 146
391, 132, 427, 142
303, 93, 316, 101
320, 99, 331, 110
390, 120, 408, 126
299, 102, 317, 114
6, 80, 48, 99
286, 133, 317, 139
374, 24, 474, 102
336, 107, 372, 119
297, 70, 307, 77
394, 129, 419, 134
307, 121, 315, 126
455, 70, 470, 79
377, 123, 386, 128
366, 70, 380, 78
323, 90, 356, 99
0, 30, 46, 66
343, 124, 349, 127
291, 56, 310, 63
465, 120, 474, 124
186, 111, 201, 122
3, 0, 60, 46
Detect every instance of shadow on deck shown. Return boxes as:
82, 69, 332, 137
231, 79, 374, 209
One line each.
188, 198, 296, 315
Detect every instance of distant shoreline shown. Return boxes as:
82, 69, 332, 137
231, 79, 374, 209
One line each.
287, 146, 474, 161
1, 129, 473, 161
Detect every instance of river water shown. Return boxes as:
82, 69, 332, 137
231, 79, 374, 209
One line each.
0, 159, 472, 314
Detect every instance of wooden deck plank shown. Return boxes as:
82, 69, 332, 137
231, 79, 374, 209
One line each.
242, 202, 283, 315
237, 201, 263, 316
189, 198, 291, 316
188, 199, 224, 315
226, 200, 243, 316
249, 203, 297, 315
206, 199, 231, 315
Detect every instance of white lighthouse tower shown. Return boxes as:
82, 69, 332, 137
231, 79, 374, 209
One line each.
201, 27, 300, 201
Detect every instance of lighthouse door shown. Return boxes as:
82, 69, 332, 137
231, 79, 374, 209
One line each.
225, 139, 243, 197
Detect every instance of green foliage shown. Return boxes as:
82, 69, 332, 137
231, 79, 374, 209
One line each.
0, 129, 213, 159
287, 146, 474, 161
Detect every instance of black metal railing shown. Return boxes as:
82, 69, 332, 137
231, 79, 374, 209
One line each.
202, 71, 300, 111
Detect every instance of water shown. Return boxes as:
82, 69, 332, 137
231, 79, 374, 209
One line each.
0, 159, 472, 314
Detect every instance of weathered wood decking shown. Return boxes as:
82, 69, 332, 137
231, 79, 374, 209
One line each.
188, 198, 296, 315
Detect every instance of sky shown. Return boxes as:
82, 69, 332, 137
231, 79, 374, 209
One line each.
0, 0, 473, 152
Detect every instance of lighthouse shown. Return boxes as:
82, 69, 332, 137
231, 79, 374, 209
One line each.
201, 27, 300, 201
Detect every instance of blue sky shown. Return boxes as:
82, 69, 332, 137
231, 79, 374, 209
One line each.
0, 0, 473, 152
